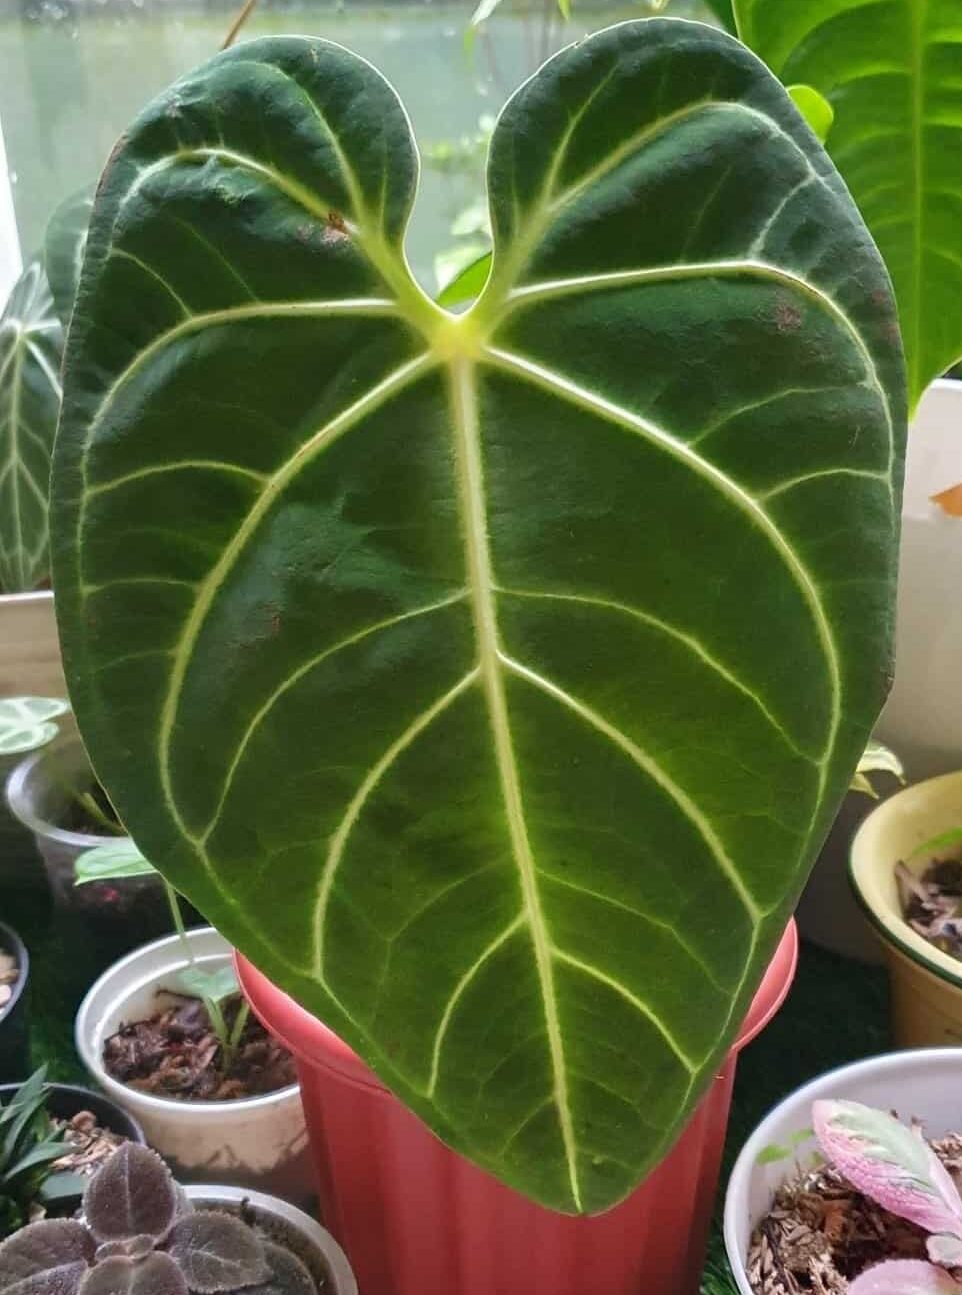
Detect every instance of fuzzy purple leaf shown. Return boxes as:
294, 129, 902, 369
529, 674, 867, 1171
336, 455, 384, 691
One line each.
93, 1241, 155, 1266
814, 1101, 962, 1239
0, 1220, 92, 1295
164, 1213, 268, 1293
848, 1260, 961, 1295
83, 1147, 177, 1248
242, 1243, 315, 1295
79, 1255, 187, 1295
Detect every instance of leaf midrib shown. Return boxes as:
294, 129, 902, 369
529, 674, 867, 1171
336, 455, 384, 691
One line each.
447, 353, 583, 1212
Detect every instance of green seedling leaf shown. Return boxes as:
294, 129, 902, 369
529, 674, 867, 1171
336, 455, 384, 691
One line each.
732, 0, 962, 409
52, 21, 905, 1212
0, 699, 70, 757
910, 827, 962, 861
850, 739, 904, 799
0, 262, 64, 594
787, 86, 834, 144
436, 249, 492, 309
173, 964, 238, 1006
74, 841, 156, 886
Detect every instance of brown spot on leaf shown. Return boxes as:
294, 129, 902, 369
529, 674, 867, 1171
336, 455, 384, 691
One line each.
322, 210, 350, 246
931, 482, 962, 517
774, 299, 802, 332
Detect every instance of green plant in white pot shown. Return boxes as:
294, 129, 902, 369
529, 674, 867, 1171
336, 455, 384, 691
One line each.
716, 0, 962, 780
50, 18, 905, 1214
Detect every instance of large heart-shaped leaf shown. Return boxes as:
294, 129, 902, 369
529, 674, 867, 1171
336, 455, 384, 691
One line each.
51, 19, 905, 1212
730, 0, 962, 408
0, 260, 64, 593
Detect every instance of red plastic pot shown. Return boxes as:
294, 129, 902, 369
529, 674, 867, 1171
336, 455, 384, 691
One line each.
237, 921, 797, 1295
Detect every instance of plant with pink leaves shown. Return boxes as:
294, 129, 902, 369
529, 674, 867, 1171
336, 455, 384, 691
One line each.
814, 1100, 962, 1295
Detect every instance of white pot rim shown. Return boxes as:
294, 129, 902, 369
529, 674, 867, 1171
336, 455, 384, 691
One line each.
5, 734, 119, 849
850, 768, 962, 990
185, 1185, 357, 1295
76, 928, 300, 1117
723, 1047, 962, 1294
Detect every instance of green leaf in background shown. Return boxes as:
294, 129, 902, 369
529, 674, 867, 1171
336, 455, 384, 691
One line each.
731, 0, 962, 408
0, 261, 64, 593
850, 739, 904, 799
787, 85, 834, 144
436, 250, 492, 309
702, 0, 736, 33
52, 21, 904, 1212
74, 840, 156, 886
0, 697, 70, 756
44, 188, 94, 329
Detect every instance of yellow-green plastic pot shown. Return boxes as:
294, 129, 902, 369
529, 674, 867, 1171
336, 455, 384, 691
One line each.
850, 770, 962, 1047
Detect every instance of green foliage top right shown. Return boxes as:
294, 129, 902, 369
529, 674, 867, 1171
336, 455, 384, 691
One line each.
728, 0, 962, 411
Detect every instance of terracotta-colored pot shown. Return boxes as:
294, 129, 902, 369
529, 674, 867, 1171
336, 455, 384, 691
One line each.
237, 922, 797, 1295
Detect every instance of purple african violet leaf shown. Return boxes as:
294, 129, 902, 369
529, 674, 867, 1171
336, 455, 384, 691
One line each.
0, 1220, 92, 1295
93, 1240, 156, 1265
242, 1242, 315, 1295
79, 1254, 187, 1295
814, 1101, 962, 1238
83, 1147, 177, 1248
164, 1213, 268, 1293
848, 1260, 962, 1295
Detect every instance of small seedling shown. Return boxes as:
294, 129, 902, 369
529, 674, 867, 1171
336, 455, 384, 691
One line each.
0, 699, 70, 758
814, 1099, 962, 1294
0, 1142, 315, 1295
0, 1068, 86, 1239
76, 848, 250, 1071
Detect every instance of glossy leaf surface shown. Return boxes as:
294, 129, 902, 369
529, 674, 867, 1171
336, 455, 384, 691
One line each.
0, 261, 63, 593
52, 20, 904, 1211
731, 0, 962, 407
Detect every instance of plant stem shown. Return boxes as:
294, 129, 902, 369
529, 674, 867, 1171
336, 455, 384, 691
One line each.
164, 882, 193, 967
220, 0, 258, 49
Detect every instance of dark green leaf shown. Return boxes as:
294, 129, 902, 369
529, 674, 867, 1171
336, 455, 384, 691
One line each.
52, 21, 905, 1212
44, 189, 94, 329
732, 0, 962, 408
0, 261, 64, 593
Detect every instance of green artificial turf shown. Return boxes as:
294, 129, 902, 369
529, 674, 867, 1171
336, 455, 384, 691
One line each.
2, 857, 890, 1293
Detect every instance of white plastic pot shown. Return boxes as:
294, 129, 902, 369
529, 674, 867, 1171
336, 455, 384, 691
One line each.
876, 379, 962, 780
75, 927, 311, 1202
724, 1048, 962, 1295
186, 1184, 357, 1295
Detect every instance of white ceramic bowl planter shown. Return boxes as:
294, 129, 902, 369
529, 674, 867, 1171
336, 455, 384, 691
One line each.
185, 1185, 357, 1295
75, 927, 311, 1201
724, 1049, 962, 1295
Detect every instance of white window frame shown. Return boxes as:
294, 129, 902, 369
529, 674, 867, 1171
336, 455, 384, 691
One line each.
0, 115, 23, 304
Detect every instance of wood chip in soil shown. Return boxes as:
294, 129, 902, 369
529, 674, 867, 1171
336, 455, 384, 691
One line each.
103, 993, 295, 1101
50, 1111, 128, 1177
747, 1129, 962, 1295
897, 858, 962, 959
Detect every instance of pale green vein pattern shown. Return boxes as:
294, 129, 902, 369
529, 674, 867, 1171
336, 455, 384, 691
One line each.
52, 19, 905, 1212
0, 260, 63, 592
733, 0, 962, 406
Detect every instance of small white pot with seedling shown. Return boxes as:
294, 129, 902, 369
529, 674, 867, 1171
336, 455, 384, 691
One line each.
726, 1049, 962, 1295
74, 885, 309, 1201
0, 1140, 356, 1295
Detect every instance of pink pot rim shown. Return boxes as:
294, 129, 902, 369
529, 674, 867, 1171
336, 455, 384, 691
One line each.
236, 921, 798, 1095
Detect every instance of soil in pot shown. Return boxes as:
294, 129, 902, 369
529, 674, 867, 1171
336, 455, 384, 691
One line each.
745, 1127, 962, 1295
103, 991, 296, 1101
47, 1108, 129, 1180
897, 857, 962, 957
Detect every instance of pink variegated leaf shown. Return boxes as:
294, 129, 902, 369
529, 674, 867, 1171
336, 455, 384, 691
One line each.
929, 1236, 962, 1268
814, 1101, 962, 1238
848, 1261, 961, 1295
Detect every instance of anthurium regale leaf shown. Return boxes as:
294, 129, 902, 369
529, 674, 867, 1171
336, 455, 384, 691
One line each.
44, 189, 94, 329
51, 20, 905, 1212
0, 261, 63, 593
730, 0, 962, 408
